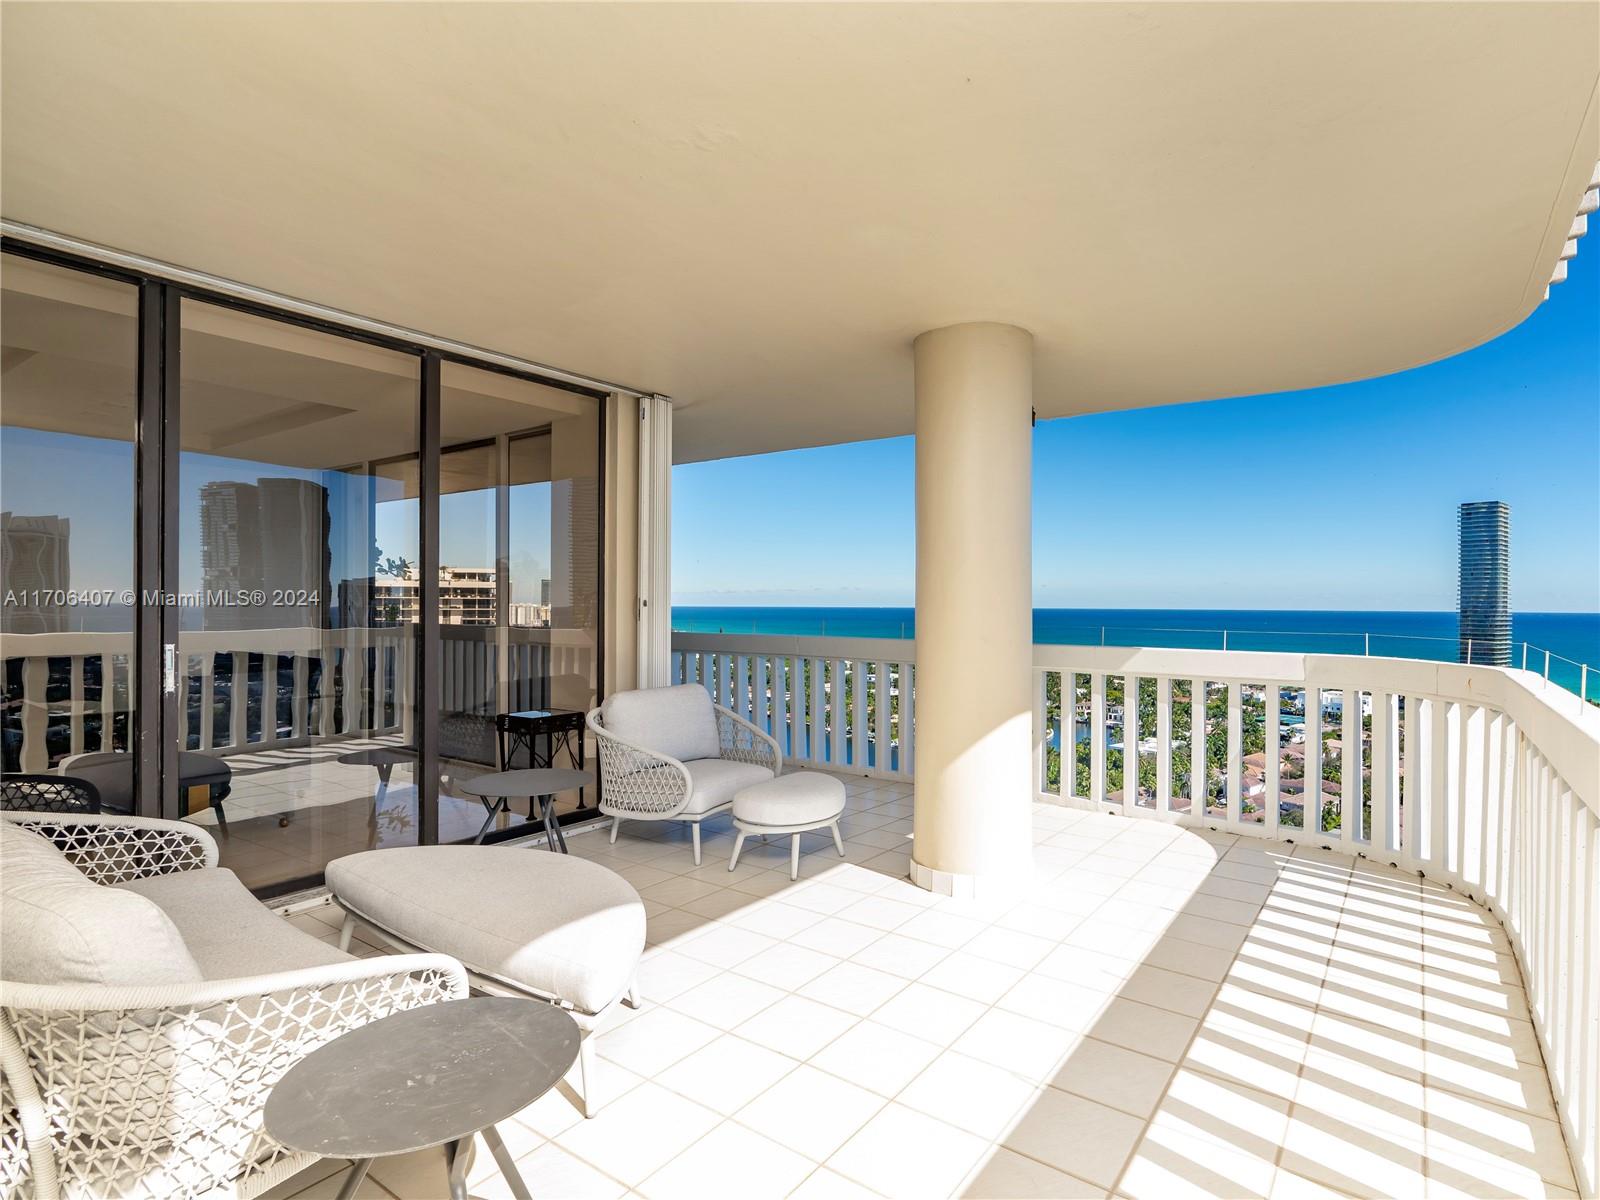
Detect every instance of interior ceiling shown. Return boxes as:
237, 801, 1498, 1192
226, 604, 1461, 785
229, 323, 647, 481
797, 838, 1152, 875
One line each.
2, 256, 596, 471
2, 2, 1596, 464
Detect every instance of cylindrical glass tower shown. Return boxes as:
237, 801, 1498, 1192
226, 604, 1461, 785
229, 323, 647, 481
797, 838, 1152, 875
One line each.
1458, 501, 1510, 665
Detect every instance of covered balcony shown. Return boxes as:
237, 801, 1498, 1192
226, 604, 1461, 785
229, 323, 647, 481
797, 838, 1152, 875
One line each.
2, 3, 1597, 1199
275, 634, 1597, 1199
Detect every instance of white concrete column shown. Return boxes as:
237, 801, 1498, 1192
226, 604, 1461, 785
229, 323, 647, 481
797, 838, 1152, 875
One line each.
911, 322, 1035, 899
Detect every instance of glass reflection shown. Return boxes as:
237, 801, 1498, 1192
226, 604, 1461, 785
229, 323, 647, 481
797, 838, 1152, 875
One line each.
176, 300, 420, 893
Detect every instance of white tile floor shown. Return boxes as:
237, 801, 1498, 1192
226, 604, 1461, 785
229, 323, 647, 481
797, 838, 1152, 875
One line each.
266, 772, 1577, 1200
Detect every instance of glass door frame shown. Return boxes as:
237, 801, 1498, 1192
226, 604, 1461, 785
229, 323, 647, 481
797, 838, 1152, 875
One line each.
2, 235, 609, 890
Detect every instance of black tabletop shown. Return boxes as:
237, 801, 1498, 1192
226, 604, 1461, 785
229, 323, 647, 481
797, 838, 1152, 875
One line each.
501, 709, 585, 723
263, 997, 580, 1158
461, 768, 593, 799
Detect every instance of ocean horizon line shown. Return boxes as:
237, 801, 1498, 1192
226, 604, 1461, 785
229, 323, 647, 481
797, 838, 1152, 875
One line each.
670, 606, 1600, 700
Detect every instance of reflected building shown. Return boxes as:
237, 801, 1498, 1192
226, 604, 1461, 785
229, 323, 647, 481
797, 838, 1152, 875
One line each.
0, 512, 70, 633
199, 479, 329, 630
366, 566, 498, 626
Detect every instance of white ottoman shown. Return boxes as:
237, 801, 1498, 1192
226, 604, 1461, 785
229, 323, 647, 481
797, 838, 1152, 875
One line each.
729, 771, 848, 880
326, 846, 645, 1117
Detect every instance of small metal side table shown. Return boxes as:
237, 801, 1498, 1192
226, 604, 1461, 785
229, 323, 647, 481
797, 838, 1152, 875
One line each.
335, 747, 418, 808
336, 746, 419, 843
460, 767, 593, 849
263, 996, 580, 1200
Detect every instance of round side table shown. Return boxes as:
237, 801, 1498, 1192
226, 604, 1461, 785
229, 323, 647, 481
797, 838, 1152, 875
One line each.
460, 767, 593, 850
263, 996, 579, 1200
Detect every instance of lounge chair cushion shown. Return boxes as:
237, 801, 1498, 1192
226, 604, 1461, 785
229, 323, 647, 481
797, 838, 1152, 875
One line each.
118, 868, 351, 979
600, 685, 721, 764
327, 846, 644, 1015
0, 820, 202, 986
682, 758, 775, 814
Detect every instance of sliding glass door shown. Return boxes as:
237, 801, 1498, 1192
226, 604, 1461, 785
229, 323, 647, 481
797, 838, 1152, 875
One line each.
171, 299, 422, 893
434, 362, 601, 843
0, 241, 606, 896
0, 254, 140, 780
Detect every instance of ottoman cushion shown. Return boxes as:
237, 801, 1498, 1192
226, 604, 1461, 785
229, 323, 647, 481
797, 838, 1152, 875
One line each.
733, 772, 847, 827
327, 846, 645, 1015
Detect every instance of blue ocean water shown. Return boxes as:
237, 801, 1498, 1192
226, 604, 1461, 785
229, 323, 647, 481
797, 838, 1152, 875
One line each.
672, 607, 1600, 700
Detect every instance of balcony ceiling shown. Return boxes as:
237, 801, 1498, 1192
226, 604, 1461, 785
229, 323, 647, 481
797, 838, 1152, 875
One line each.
2, 2, 1596, 463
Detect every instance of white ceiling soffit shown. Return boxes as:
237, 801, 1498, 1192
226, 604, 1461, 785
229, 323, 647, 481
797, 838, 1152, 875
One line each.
2, 2, 1596, 464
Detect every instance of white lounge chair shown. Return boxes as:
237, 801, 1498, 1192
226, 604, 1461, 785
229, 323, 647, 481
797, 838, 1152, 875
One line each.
326, 844, 645, 1118
0, 812, 465, 1200
588, 684, 781, 864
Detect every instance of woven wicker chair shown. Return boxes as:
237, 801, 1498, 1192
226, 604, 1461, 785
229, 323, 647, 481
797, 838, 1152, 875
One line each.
0, 812, 467, 1200
0, 775, 100, 815
588, 685, 781, 864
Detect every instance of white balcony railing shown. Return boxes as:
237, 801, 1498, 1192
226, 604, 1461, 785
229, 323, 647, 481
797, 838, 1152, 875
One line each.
1, 625, 595, 772
672, 630, 1600, 1195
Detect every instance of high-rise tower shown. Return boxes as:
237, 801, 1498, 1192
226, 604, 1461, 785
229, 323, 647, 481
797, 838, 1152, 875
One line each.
1458, 501, 1510, 666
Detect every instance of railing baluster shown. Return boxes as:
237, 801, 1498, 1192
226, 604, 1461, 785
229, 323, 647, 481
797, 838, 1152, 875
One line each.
99, 652, 115, 753
231, 650, 251, 748
1265, 685, 1281, 835
838, 659, 851, 771
1124, 674, 1141, 813
1464, 705, 1489, 890
1190, 678, 1206, 815
873, 660, 889, 774
1090, 673, 1106, 806
1431, 698, 1452, 873
768, 659, 780, 752
1341, 687, 1358, 844
805, 657, 821, 765
68, 655, 85, 759
1226, 681, 1243, 827
1495, 717, 1518, 901
1032, 668, 1048, 797
757, 655, 772, 734
789, 655, 804, 764
1304, 685, 1322, 836
292, 652, 309, 742
1164, 678, 1177, 819
851, 661, 868, 768
259, 651, 280, 749
20, 656, 48, 771
902, 661, 915, 778
1369, 692, 1393, 857
1064, 673, 1080, 801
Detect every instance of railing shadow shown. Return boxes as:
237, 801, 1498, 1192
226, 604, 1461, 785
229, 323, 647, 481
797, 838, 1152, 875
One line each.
967, 820, 1574, 1199
555, 783, 1572, 1200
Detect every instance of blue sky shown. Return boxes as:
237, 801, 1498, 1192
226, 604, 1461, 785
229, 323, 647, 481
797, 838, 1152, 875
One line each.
674, 243, 1600, 613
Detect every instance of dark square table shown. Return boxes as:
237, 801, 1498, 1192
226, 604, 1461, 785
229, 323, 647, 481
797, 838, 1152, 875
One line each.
496, 709, 588, 806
